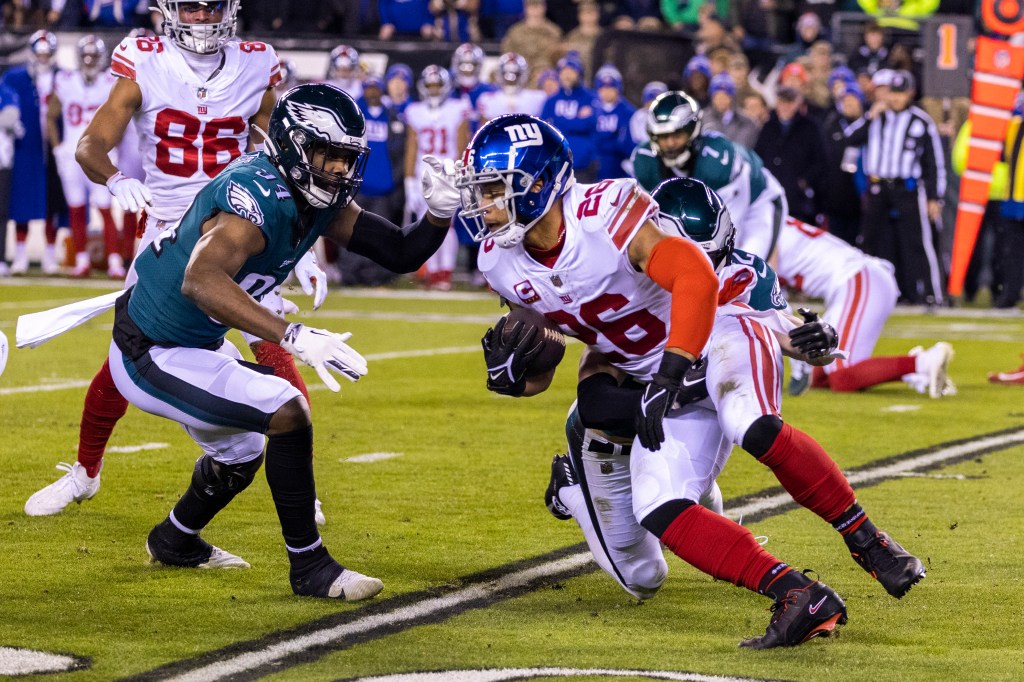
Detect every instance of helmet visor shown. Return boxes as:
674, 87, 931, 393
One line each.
294, 133, 369, 207
456, 168, 528, 243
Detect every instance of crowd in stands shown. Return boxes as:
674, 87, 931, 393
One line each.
0, 0, 1018, 307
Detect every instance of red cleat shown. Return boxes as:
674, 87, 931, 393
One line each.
988, 355, 1024, 385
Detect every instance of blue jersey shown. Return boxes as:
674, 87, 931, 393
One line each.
129, 153, 332, 347
358, 99, 395, 197
542, 86, 598, 170
594, 98, 637, 181
0, 65, 47, 222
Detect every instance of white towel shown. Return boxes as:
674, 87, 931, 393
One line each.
16, 290, 125, 349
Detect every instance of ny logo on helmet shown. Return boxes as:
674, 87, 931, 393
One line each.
506, 123, 543, 149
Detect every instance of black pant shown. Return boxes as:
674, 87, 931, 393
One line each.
860, 179, 945, 305
994, 214, 1024, 308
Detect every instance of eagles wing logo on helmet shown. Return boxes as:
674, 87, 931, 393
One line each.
228, 182, 264, 227
285, 100, 349, 142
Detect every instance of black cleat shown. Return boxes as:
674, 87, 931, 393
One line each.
544, 453, 576, 520
845, 527, 926, 598
290, 551, 383, 600
740, 580, 848, 650
146, 519, 249, 569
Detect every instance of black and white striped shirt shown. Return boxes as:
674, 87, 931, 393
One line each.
843, 105, 947, 200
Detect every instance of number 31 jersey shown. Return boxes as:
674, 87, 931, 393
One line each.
111, 36, 281, 221
479, 178, 669, 381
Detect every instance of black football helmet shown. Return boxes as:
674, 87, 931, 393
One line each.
652, 177, 734, 272
265, 83, 369, 209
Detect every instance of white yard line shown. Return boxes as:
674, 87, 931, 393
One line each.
161, 428, 1024, 682
342, 453, 403, 463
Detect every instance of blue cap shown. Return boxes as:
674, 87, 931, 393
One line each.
538, 68, 559, 87
557, 51, 584, 76
709, 73, 735, 97
642, 80, 668, 104
385, 63, 413, 85
838, 82, 865, 107
827, 65, 856, 90
363, 74, 384, 90
683, 54, 711, 80
594, 64, 623, 91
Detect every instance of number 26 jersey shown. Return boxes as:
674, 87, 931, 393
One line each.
479, 178, 670, 381
111, 36, 281, 221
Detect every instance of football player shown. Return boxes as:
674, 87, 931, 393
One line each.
776, 216, 954, 398
476, 52, 547, 123
630, 90, 788, 261
449, 42, 495, 132
325, 44, 363, 101
25, 0, 323, 521
403, 64, 470, 290
47, 35, 123, 278
441, 114, 846, 649
107, 83, 453, 598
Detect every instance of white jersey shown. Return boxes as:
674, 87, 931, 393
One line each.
476, 88, 547, 121
479, 178, 666, 380
53, 70, 115, 148
774, 217, 877, 299
110, 36, 280, 221
326, 77, 362, 102
405, 98, 470, 179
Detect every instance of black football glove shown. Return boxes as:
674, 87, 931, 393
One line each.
481, 315, 543, 396
635, 352, 693, 451
675, 356, 709, 406
788, 307, 839, 359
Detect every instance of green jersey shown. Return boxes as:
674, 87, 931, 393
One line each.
129, 152, 333, 347
630, 132, 768, 202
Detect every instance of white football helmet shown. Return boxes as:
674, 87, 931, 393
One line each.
154, 0, 239, 55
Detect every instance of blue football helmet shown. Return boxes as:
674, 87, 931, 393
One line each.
456, 114, 574, 249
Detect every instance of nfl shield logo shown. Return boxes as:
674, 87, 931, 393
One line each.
196, 87, 208, 101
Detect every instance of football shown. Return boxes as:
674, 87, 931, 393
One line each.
501, 307, 566, 377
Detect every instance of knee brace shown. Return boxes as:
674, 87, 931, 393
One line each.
741, 415, 784, 459
639, 498, 696, 538
192, 453, 265, 503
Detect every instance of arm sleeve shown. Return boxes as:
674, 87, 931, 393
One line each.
346, 210, 450, 274
644, 236, 718, 357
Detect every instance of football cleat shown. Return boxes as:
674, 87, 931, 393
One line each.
544, 453, 576, 520
25, 462, 101, 516
315, 498, 326, 526
290, 553, 383, 600
788, 359, 811, 397
910, 342, 953, 399
845, 527, 925, 598
988, 355, 1024, 385
146, 519, 249, 569
740, 579, 847, 650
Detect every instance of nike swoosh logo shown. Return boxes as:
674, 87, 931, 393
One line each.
681, 375, 704, 387
488, 371, 505, 381
639, 390, 661, 416
808, 595, 828, 615
253, 182, 272, 197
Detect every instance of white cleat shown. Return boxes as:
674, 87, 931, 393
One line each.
10, 251, 29, 275
145, 540, 251, 569
314, 498, 326, 526
25, 462, 101, 516
41, 247, 60, 275
106, 253, 126, 279
911, 343, 954, 399
329, 569, 384, 601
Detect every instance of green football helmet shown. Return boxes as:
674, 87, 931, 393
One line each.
646, 90, 702, 169
265, 83, 369, 209
652, 177, 734, 272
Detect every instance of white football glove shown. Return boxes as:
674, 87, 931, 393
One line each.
420, 154, 461, 219
280, 323, 368, 393
106, 171, 152, 213
294, 250, 327, 310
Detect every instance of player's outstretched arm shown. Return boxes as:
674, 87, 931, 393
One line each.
326, 202, 451, 274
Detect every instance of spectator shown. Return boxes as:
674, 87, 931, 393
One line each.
727, 51, 759, 106
847, 20, 889, 78
822, 83, 867, 245
828, 65, 857, 102
500, 0, 562, 87
0, 81, 19, 275
755, 86, 828, 225
562, 0, 602, 80
778, 60, 827, 121
661, 0, 728, 30
741, 90, 771, 128
430, 0, 480, 42
378, 0, 433, 40
628, 80, 668, 145
695, 13, 737, 54
385, 63, 414, 118
781, 11, 826, 65
683, 54, 712, 106
804, 40, 835, 112
702, 73, 760, 149
592, 64, 636, 181
729, 0, 789, 73
842, 70, 947, 305
537, 68, 559, 96
541, 52, 598, 182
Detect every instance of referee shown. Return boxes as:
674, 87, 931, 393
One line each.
843, 70, 946, 305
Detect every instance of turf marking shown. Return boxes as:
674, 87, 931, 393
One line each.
0, 647, 88, 675
127, 426, 1024, 682
107, 443, 171, 454
0, 380, 90, 396
881, 405, 922, 413
343, 453, 403, 463
340, 669, 780, 682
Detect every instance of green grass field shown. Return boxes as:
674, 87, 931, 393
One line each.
1, 278, 1023, 682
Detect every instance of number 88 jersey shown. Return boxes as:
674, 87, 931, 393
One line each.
479, 178, 671, 381
111, 35, 281, 221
